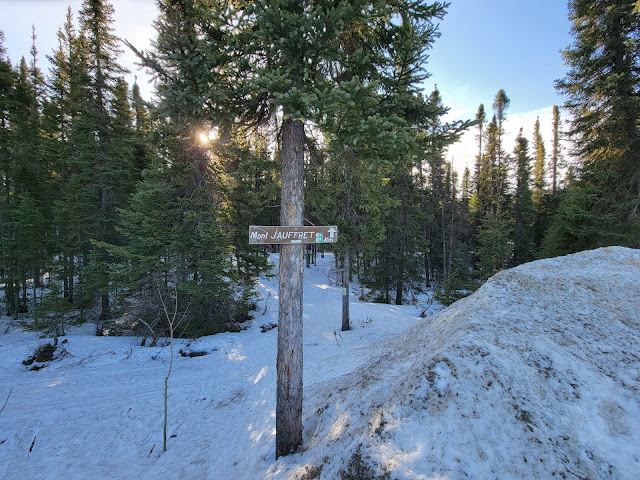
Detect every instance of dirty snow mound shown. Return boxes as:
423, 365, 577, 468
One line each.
279, 247, 640, 479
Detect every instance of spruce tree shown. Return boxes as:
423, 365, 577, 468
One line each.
115, 124, 235, 336
379, 165, 425, 305
512, 129, 534, 265
492, 89, 510, 172
310, 77, 390, 326
491, 89, 510, 205
476, 115, 498, 216
462, 166, 472, 201
459, 164, 473, 260
473, 104, 486, 194
548, 0, 640, 252
4, 21, 52, 315
130, 81, 152, 177
223, 128, 275, 318
45, 10, 94, 306
467, 103, 486, 272
0, 32, 18, 315
442, 162, 459, 277
532, 117, 547, 248
551, 105, 561, 194
420, 86, 468, 283
473, 112, 512, 276
109, 77, 136, 202
77, 0, 136, 325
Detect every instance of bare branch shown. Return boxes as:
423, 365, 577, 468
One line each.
0, 388, 12, 414
138, 318, 158, 338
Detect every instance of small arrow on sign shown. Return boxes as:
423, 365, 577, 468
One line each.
328, 227, 337, 239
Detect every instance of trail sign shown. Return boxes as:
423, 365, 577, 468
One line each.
249, 225, 338, 245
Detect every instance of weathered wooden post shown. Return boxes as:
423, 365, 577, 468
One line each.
276, 118, 305, 458
248, 216, 338, 459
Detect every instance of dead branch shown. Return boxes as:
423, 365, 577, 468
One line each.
0, 387, 12, 414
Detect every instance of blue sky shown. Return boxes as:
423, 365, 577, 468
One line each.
0, 0, 157, 99
424, 0, 574, 170
0, 0, 573, 172
427, 0, 572, 121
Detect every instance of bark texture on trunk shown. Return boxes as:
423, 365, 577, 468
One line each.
275, 118, 305, 459
341, 250, 350, 331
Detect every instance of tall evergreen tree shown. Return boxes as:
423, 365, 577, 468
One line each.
491, 89, 510, 206
79, 0, 125, 322
551, 105, 561, 194
462, 166, 472, 201
13, 41, 49, 311
222, 127, 276, 317
547, 0, 640, 253
512, 129, 534, 265
473, 110, 512, 276
115, 122, 236, 336
0, 24, 50, 315
454, 164, 473, 274
492, 89, 510, 172
130, 81, 152, 177
473, 104, 486, 193
310, 77, 390, 327
44, 9, 94, 306
109, 77, 137, 201
476, 115, 498, 216
371, 160, 426, 304
419, 86, 467, 284
0, 32, 18, 315
466, 103, 486, 272
532, 117, 547, 248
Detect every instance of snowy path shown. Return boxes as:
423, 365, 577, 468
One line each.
1, 248, 639, 479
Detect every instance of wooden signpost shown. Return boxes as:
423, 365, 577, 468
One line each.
249, 225, 338, 245
250, 223, 337, 458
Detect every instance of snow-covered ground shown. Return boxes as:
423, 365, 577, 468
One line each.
1, 247, 639, 479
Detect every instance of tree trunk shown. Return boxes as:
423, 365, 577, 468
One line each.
448, 183, 457, 277
341, 249, 350, 331
424, 221, 431, 288
5, 268, 16, 317
63, 258, 69, 299
341, 167, 352, 331
68, 258, 74, 304
21, 269, 28, 311
395, 251, 404, 305
100, 292, 110, 320
32, 267, 38, 310
275, 117, 304, 459
441, 205, 447, 281
395, 278, 403, 305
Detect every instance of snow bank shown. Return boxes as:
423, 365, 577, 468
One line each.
279, 247, 640, 479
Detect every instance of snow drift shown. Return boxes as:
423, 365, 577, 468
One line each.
278, 246, 640, 479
